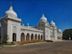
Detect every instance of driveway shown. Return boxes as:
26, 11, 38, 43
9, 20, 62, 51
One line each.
0, 41, 72, 54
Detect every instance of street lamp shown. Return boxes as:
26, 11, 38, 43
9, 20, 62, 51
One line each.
0, 23, 2, 46
0, 23, 1, 27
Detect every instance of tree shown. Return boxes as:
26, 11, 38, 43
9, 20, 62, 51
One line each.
62, 29, 72, 40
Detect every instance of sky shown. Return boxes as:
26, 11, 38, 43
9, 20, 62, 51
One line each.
0, 0, 72, 31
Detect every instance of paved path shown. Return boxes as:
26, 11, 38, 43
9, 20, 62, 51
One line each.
0, 41, 72, 54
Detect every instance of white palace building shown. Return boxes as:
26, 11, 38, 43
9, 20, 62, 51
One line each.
0, 5, 62, 44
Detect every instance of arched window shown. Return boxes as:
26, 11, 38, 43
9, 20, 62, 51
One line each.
21, 33, 25, 41
26, 33, 30, 40
12, 33, 16, 42
38, 34, 40, 40
35, 34, 37, 40
31, 34, 34, 40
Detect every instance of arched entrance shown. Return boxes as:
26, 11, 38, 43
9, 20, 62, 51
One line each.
21, 33, 25, 41
35, 34, 37, 40
38, 34, 40, 40
31, 34, 33, 40
12, 33, 16, 42
26, 33, 30, 41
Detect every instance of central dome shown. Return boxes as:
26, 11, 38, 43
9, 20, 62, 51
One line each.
5, 5, 17, 18
40, 14, 47, 23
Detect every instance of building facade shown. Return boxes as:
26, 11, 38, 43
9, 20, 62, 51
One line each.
0, 5, 62, 44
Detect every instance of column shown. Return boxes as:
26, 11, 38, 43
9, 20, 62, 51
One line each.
29, 34, 31, 41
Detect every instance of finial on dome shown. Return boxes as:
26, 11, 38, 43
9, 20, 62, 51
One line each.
9, 5, 13, 10
9, 1, 13, 10
27, 23, 30, 28
42, 14, 45, 17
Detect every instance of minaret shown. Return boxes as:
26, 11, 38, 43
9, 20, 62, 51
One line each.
4, 5, 21, 43
50, 20, 57, 40
58, 29, 62, 40
38, 14, 51, 40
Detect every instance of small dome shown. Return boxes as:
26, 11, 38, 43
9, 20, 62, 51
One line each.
51, 20, 56, 26
40, 14, 47, 23
5, 5, 17, 18
58, 29, 62, 32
